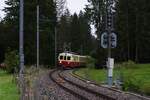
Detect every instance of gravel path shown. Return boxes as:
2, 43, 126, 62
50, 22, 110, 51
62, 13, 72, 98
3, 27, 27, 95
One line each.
32, 70, 81, 100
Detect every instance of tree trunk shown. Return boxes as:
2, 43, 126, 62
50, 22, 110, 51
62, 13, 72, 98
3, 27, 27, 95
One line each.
126, 0, 130, 61
135, 14, 138, 63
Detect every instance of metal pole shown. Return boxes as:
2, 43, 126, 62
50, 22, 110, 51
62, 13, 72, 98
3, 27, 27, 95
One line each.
55, 27, 57, 67
37, 5, 39, 68
19, 0, 24, 75
107, 17, 112, 87
19, 0, 25, 99
107, 0, 112, 59
108, 30, 111, 58
107, 0, 113, 87
54, 0, 57, 67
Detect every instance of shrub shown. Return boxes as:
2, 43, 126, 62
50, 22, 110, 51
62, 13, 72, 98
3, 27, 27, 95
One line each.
4, 49, 19, 73
140, 84, 150, 95
121, 60, 137, 68
86, 56, 97, 69
122, 74, 142, 93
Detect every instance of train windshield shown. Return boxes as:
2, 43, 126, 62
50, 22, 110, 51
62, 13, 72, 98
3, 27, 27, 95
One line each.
59, 56, 63, 60
67, 56, 71, 60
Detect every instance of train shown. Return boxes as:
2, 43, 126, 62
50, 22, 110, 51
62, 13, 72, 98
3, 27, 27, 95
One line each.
58, 52, 88, 69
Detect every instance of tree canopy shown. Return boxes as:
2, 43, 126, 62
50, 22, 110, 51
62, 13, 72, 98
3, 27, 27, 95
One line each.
0, 0, 150, 66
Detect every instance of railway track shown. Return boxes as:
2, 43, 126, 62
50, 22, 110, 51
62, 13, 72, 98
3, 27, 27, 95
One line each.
21, 67, 150, 100
49, 69, 150, 100
49, 69, 116, 100
63, 69, 150, 100
30, 68, 83, 100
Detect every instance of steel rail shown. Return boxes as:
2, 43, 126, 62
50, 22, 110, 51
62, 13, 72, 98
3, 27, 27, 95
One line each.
49, 69, 89, 100
59, 70, 115, 100
71, 69, 150, 100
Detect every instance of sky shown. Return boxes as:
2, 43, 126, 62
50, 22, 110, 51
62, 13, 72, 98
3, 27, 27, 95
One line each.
0, 0, 88, 18
0, 0, 6, 19
66, 0, 88, 14
67, 0, 96, 37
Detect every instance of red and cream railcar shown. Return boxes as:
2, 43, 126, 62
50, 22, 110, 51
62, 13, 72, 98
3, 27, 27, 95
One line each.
58, 52, 87, 68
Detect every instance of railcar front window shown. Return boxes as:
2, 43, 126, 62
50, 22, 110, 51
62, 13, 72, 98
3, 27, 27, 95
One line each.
67, 56, 71, 60
60, 56, 63, 60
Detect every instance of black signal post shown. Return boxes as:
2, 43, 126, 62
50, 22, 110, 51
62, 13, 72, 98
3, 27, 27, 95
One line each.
107, 0, 114, 58
106, 0, 115, 87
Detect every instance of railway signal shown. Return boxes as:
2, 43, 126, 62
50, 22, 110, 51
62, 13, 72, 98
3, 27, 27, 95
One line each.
105, 0, 117, 87
101, 32, 117, 48
110, 32, 117, 48
101, 32, 108, 48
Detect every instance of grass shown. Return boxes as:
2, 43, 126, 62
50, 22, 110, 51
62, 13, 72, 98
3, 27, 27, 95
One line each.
75, 68, 107, 84
74, 63, 150, 95
0, 70, 19, 100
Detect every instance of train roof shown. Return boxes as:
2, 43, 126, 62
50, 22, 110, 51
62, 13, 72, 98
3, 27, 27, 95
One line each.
59, 52, 87, 57
63, 51, 79, 55
59, 52, 74, 56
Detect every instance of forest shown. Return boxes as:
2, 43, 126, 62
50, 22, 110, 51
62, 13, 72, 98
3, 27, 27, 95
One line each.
0, 0, 150, 67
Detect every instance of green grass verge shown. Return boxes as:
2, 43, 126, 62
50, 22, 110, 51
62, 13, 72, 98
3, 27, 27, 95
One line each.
75, 68, 107, 84
74, 64, 150, 95
0, 70, 19, 100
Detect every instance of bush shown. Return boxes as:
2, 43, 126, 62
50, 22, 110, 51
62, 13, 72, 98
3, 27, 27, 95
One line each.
121, 60, 137, 68
140, 84, 150, 95
4, 49, 19, 73
86, 56, 97, 69
122, 74, 142, 93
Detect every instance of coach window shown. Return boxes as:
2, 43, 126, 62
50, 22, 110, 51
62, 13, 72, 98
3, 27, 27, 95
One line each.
67, 56, 71, 60
64, 56, 66, 60
60, 56, 63, 60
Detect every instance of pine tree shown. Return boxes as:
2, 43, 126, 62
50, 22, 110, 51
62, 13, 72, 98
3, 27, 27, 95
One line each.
57, 9, 71, 52
2, 0, 57, 65
78, 11, 92, 54
69, 13, 81, 53
116, 0, 150, 62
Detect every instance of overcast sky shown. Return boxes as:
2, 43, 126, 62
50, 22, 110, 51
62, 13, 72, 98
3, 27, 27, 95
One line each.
0, 0, 88, 18
66, 0, 88, 14
0, 0, 6, 18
